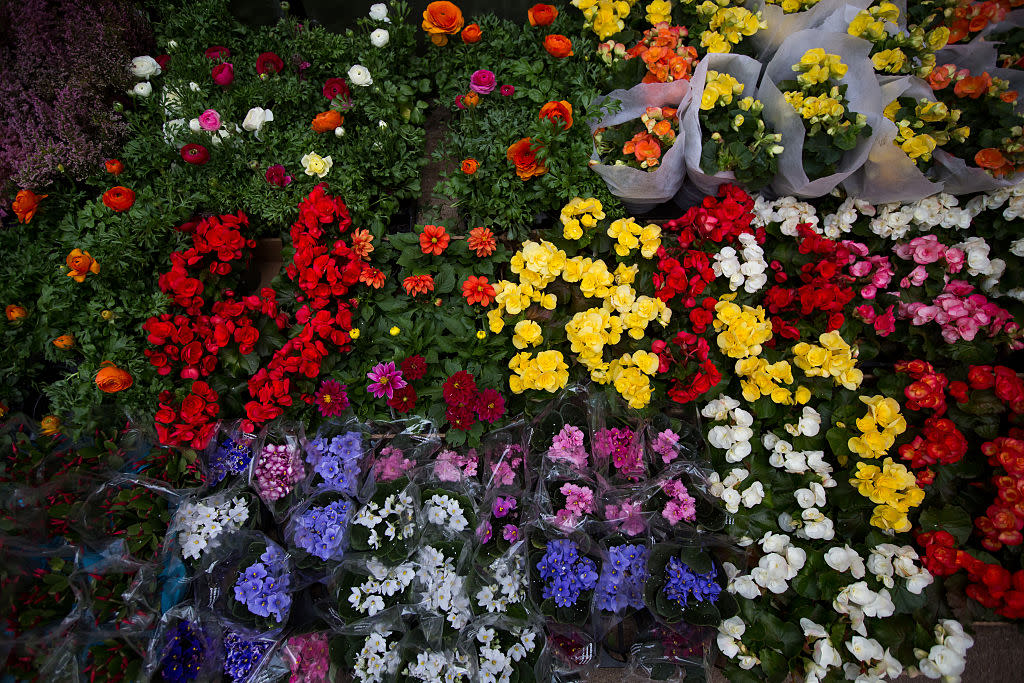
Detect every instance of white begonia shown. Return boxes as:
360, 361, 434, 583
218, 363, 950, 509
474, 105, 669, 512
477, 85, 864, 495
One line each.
723, 561, 761, 599
369, 2, 390, 21
846, 636, 884, 663
760, 531, 790, 554
370, 28, 390, 47
786, 405, 822, 437
131, 55, 161, 79
822, 197, 875, 239
740, 481, 765, 508
794, 483, 826, 509
132, 81, 153, 97
717, 617, 746, 658
798, 508, 835, 540
824, 545, 866, 578
737, 654, 761, 670
242, 106, 274, 132
348, 64, 373, 86
752, 195, 820, 236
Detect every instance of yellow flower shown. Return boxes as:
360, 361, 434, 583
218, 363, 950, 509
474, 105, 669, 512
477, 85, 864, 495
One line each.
487, 308, 505, 334
614, 263, 638, 285
645, 0, 672, 25
301, 151, 333, 177
700, 30, 731, 54
389, 326, 400, 336
560, 197, 605, 241
513, 320, 543, 349
926, 26, 950, 52
915, 100, 949, 122
476, 330, 487, 339
350, 328, 361, 339
901, 133, 937, 160
872, 48, 907, 74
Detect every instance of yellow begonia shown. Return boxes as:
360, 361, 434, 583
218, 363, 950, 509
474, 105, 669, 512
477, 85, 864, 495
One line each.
609, 358, 655, 408
915, 100, 949, 123
560, 197, 606, 241
848, 395, 907, 459
700, 30, 731, 54
645, 0, 672, 25
579, 259, 615, 298
735, 357, 806, 405
709, 6, 762, 44
509, 350, 569, 394
572, 0, 632, 40
614, 262, 638, 285
872, 48, 907, 73
771, 0, 821, 13
487, 308, 505, 334
791, 330, 863, 389
510, 240, 566, 290
793, 49, 848, 86
566, 308, 622, 357
900, 132, 937, 160
701, 71, 744, 111
713, 299, 773, 359
850, 458, 924, 533
512, 320, 543, 349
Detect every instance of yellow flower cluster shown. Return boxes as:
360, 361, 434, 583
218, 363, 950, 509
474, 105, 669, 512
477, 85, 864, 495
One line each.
607, 217, 661, 257
509, 350, 570, 393
512, 320, 543, 349
848, 395, 907, 459
791, 331, 864, 390
700, 71, 744, 111
699, 4, 762, 53
766, 0, 822, 13
792, 48, 849, 87
491, 281, 556, 320
572, 0, 637, 40
564, 256, 615, 298
560, 197, 606, 241
609, 352, 661, 408
847, 3, 898, 42
735, 357, 811, 405
645, 0, 672, 24
510, 239, 567, 290
713, 297, 773, 359
848, 4, 948, 76
566, 307, 623, 364
882, 98, 968, 166
784, 91, 846, 121
871, 48, 908, 73
851, 457, 925, 533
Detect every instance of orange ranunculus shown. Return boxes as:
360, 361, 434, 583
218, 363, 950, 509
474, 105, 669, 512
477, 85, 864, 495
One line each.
462, 275, 496, 306
359, 265, 386, 289
312, 110, 343, 133
461, 158, 479, 174
39, 415, 61, 436
66, 249, 101, 282
102, 186, 135, 212
95, 361, 133, 393
538, 100, 573, 131
467, 226, 496, 257
105, 159, 124, 175
623, 131, 662, 168
927, 64, 956, 90
461, 23, 482, 43
506, 137, 547, 180
420, 224, 451, 255
5, 304, 27, 322
954, 72, 992, 99
53, 334, 75, 349
403, 274, 435, 296
464, 92, 480, 108
975, 148, 1008, 169
422, 1, 464, 46
12, 189, 47, 224
528, 3, 558, 26
543, 34, 573, 58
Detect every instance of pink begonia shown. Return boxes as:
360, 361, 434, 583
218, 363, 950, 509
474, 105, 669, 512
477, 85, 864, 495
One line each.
198, 108, 222, 131
848, 261, 872, 278
898, 280, 1014, 343
855, 304, 877, 324
873, 305, 896, 337
945, 248, 965, 272
861, 284, 878, 300
841, 239, 870, 258
945, 279, 975, 297
605, 501, 647, 536
547, 424, 589, 468
651, 429, 681, 464
899, 264, 929, 288
373, 446, 413, 482
894, 235, 946, 264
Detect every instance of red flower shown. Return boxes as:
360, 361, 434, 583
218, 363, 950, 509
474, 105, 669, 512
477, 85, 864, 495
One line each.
476, 388, 505, 422
181, 144, 210, 165
419, 225, 450, 255
105, 159, 123, 175
322, 77, 351, 104
446, 404, 476, 430
315, 379, 349, 416
462, 275, 496, 306
205, 46, 230, 60
400, 355, 428, 381
387, 385, 418, 413
443, 371, 477, 406
256, 51, 285, 75
212, 62, 234, 86
403, 274, 435, 296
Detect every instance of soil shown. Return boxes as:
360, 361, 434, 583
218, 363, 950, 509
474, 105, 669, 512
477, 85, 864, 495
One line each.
415, 104, 461, 231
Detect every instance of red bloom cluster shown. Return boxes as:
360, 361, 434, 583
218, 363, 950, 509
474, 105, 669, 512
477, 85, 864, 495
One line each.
898, 417, 968, 470
977, 436, 1024, 551
154, 381, 220, 449
964, 365, 1024, 414
918, 530, 1024, 619
441, 371, 506, 430
652, 332, 721, 404
896, 359, 950, 416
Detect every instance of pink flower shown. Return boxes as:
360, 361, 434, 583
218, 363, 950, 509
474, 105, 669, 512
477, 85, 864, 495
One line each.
855, 304, 877, 323
944, 280, 975, 297
873, 305, 896, 337
502, 524, 520, 542
560, 482, 595, 514
895, 235, 946, 264
205, 45, 230, 60
476, 388, 505, 422
373, 446, 414, 481
366, 361, 407, 400
265, 164, 293, 187
469, 69, 496, 94
652, 429, 681, 464
860, 284, 878, 300
500, 84, 515, 96
899, 265, 929, 288
663, 498, 696, 525
212, 62, 234, 86
945, 248, 965, 273
455, 94, 466, 109
605, 501, 646, 536
198, 109, 221, 131
848, 261, 872, 278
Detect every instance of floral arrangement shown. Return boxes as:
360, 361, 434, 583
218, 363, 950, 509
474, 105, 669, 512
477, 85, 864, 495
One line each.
846, 2, 950, 76
176, 496, 250, 561
231, 543, 293, 626
882, 95, 968, 170
594, 106, 680, 170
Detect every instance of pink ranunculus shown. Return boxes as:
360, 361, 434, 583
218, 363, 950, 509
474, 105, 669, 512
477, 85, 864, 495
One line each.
469, 69, 496, 94
212, 62, 234, 85
198, 109, 221, 131
500, 84, 515, 96
265, 164, 292, 187
945, 247, 965, 273
205, 45, 230, 60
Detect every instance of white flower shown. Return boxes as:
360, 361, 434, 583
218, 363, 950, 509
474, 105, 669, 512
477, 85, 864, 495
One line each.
846, 636, 883, 663
242, 107, 274, 132
131, 56, 161, 79
813, 637, 842, 668
737, 655, 760, 670
132, 82, 153, 97
760, 532, 790, 554
740, 481, 764, 508
335, 126, 346, 137
370, 28, 390, 47
348, 64, 373, 86
824, 546, 865, 578
189, 81, 201, 92
369, 3, 390, 21
717, 633, 740, 658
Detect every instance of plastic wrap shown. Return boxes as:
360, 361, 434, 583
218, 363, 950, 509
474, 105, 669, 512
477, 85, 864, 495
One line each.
0, 540, 84, 642
468, 541, 531, 621
143, 605, 224, 683
526, 525, 600, 628
205, 421, 258, 489
367, 417, 440, 488
749, 0, 873, 58
283, 489, 357, 581
249, 423, 306, 521
302, 419, 374, 500
168, 485, 260, 568
645, 464, 730, 538
590, 537, 652, 662
81, 554, 162, 635
588, 79, 692, 214
418, 482, 478, 541
481, 420, 531, 494
588, 388, 649, 485
220, 628, 289, 683
460, 616, 548, 683
760, 30, 885, 198
628, 619, 714, 682
329, 624, 405, 682
74, 475, 179, 566
82, 634, 149, 683
394, 631, 475, 682
410, 535, 474, 645
280, 631, 331, 683
347, 476, 420, 563
325, 557, 416, 632
474, 486, 531, 565
643, 541, 740, 629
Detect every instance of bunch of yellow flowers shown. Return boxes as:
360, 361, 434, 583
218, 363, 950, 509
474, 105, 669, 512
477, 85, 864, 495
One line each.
847, 2, 898, 42
848, 3, 949, 77
560, 197, 606, 241
848, 395, 907, 459
566, 307, 624, 364
851, 457, 925, 533
882, 98, 968, 167
713, 297, 773, 359
765, 0, 822, 13
700, 4, 762, 53
510, 239, 567, 290
793, 48, 849, 87
784, 92, 846, 122
572, 0, 637, 40
509, 350, 571, 394
607, 217, 662, 257
512, 320, 544, 349
645, 0, 672, 24
791, 331, 864, 390
700, 71, 744, 111
609, 352, 661, 408
735, 357, 810, 405
491, 280, 556, 319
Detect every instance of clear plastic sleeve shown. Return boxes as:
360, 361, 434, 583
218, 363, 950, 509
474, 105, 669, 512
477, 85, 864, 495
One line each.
282, 488, 358, 583
249, 423, 306, 521
142, 604, 224, 683
627, 618, 714, 682
749, 0, 872, 59
301, 418, 374, 501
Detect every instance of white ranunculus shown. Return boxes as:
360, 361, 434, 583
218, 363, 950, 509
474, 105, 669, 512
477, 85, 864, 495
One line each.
189, 81, 201, 92
131, 56, 161, 79
370, 28, 390, 47
132, 81, 153, 97
167, 40, 178, 50
242, 107, 274, 132
369, 2, 390, 21
348, 64, 373, 86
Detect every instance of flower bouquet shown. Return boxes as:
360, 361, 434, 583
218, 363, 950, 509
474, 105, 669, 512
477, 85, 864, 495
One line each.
611, 23, 698, 85
205, 427, 255, 488
172, 491, 254, 564
594, 105, 681, 172
144, 606, 223, 683
394, 637, 473, 683
221, 629, 287, 683
627, 620, 713, 681
284, 491, 356, 574
330, 556, 417, 625
348, 477, 419, 562
475, 489, 529, 562
333, 629, 404, 683
749, 0, 867, 55
203, 534, 293, 636
469, 550, 530, 620
419, 484, 478, 540
302, 424, 371, 498
840, 2, 950, 76
644, 543, 737, 627
539, 478, 601, 532
527, 532, 599, 625
466, 619, 545, 683
250, 427, 306, 520
281, 631, 331, 683
410, 539, 474, 642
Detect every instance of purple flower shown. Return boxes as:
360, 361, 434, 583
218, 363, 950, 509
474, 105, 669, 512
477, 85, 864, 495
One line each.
476, 521, 492, 544
265, 164, 293, 187
500, 84, 515, 96
492, 496, 517, 518
366, 361, 407, 400
502, 524, 520, 542
469, 69, 496, 94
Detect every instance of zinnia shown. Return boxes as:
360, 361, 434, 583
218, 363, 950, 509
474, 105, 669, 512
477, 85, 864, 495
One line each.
467, 226, 496, 257
422, 1, 465, 46
462, 275, 496, 306
366, 361, 407, 400
543, 34, 573, 58
12, 189, 47, 223
419, 224, 451, 254
506, 138, 547, 180
359, 265, 386, 289
102, 186, 135, 212
95, 361, 133, 393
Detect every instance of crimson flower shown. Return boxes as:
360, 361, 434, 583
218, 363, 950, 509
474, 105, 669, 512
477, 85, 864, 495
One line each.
181, 144, 210, 165
476, 388, 505, 422
387, 385, 418, 413
315, 379, 349, 417
256, 51, 285, 75
446, 404, 476, 431
443, 371, 477, 406
400, 355, 428, 381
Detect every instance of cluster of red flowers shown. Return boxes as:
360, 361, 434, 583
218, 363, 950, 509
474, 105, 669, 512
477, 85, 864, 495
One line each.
918, 530, 1024, 619
652, 331, 721, 404
442, 370, 506, 431
245, 184, 365, 425
944, 0, 1015, 43
154, 381, 220, 450
892, 360, 968, 487
977, 435, 1024, 551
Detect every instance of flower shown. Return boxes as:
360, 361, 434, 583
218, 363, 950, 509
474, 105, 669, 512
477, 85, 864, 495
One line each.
242, 107, 274, 132
539, 100, 573, 130
312, 110, 343, 133
360, 266, 386, 289
53, 334, 74, 349
390, 326, 401, 336
528, 4, 558, 26
66, 248, 100, 282
387, 385, 418, 413
443, 371, 478, 406
95, 361, 133, 393
265, 164, 292, 187
403, 274, 435, 296
322, 77, 350, 102
476, 388, 505, 422
461, 23, 482, 43
301, 152, 333, 177
102, 186, 135, 212
463, 275, 496, 306
130, 56, 161, 79
501, 84, 515, 96
39, 415, 61, 435
419, 224, 451, 254
315, 379, 350, 417
347, 64, 373, 86
543, 35, 573, 58
198, 109, 221, 131
256, 51, 284, 75
205, 46, 230, 60
467, 227, 497, 257
350, 229, 374, 259
506, 138, 547, 180
461, 158, 479, 174
5, 305, 27, 322
369, 3, 390, 21
422, 1, 464, 46
181, 144, 210, 165
12, 189, 46, 223
464, 91, 480, 107
470, 69, 496, 94
367, 362, 407, 400
370, 28, 390, 47
211, 62, 234, 85
104, 159, 123, 176
131, 81, 152, 97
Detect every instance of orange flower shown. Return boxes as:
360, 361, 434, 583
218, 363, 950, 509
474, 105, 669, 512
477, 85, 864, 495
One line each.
66, 249, 101, 282
467, 226, 497, 257
975, 148, 1008, 170
461, 158, 479, 175
623, 131, 662, 167
462, 275, 496, 306
954, 72, 992, 99
461, 23, 482, 43
350, 229, 374, 260
543, 34, 573, 58
419, 224, 451, 255
528, 3, 558, 26
464, 92, 480, 107
1001, 90, 1018, 104
538, 100, 573, 131
95, 361, 133, 393
12, 189, 47, 224
105, 159, 124, 175
927, 64, 956, 90
403, 274, 435, 296
53, 334, 75, 349
312, 110, 343, 133
359, 265, 386, 289
5, 304, 27, 322
102, 186, 135, 212
422, 1, 464, 46
506, 137, 547, 180
39, 415, 61, 436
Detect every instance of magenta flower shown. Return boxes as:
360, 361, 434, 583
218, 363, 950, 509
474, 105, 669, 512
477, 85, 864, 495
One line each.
211, 62, 234, 86
265, 164, 292, 187
476, 521, 493, 543
502, 524, 520, 542
366, 361, 407, 400
500, 84, 515, 96
455, 94, 466, 110
492, 496, 517, 519
198, 109, 221, 131
315, 379, 349, 417
469, 69, 496, 94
